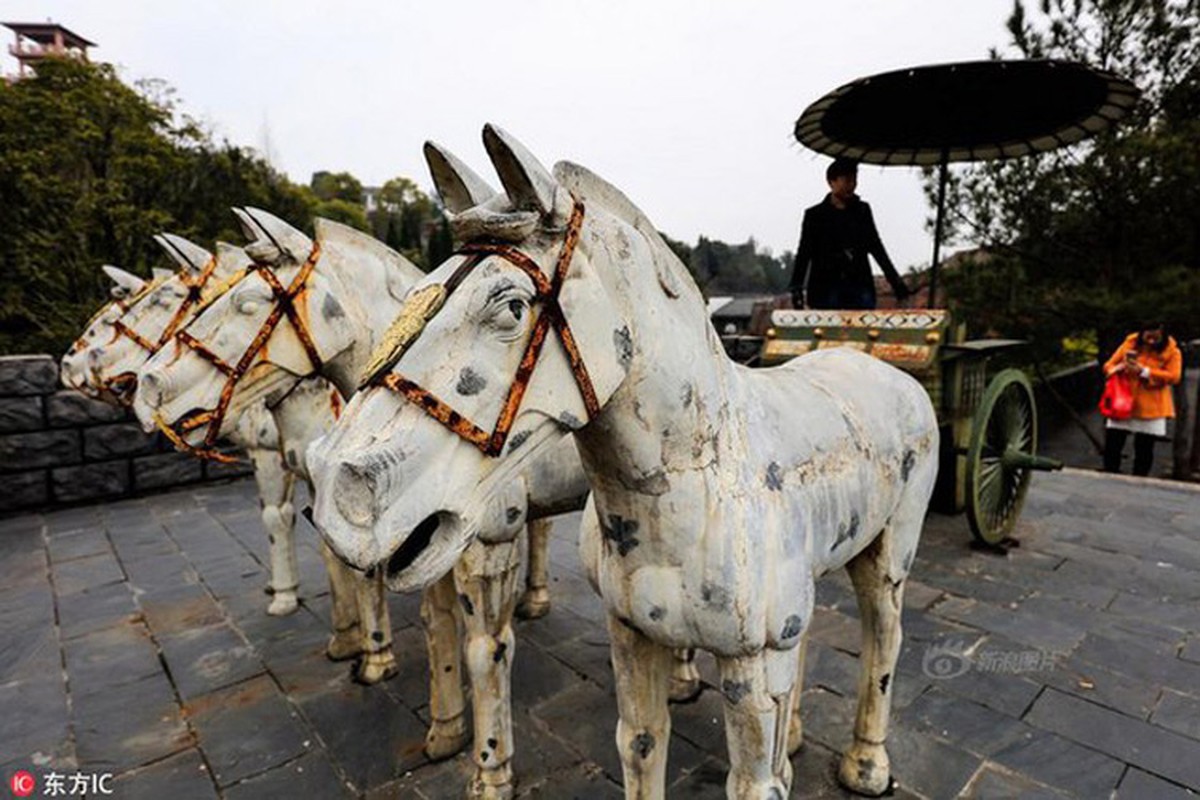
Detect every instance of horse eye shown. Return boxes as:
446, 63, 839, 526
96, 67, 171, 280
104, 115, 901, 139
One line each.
508, 299, 524, 320
237, 297, 260, 315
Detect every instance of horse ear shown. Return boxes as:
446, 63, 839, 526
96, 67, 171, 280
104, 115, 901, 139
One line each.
214, 242, 250, 278
482, 124, 561, 217
101, 265, 146, 299
423, 142, 498, 214
156, 233, 212, 273
232, 207, 264, 241
242, 207, 314, 263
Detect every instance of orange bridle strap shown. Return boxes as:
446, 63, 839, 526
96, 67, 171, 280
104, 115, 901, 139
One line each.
157, 243, 324, 461
110, 254, 222, 356
371, 201, 600, 457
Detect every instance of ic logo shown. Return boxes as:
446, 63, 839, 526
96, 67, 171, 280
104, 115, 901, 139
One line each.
10, 770, 35, 798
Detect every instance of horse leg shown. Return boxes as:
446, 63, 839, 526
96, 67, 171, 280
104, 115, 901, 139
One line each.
456, 538, 522, 800
668, 648, 702, 703
717, 648, 797, 799
608, 614, 674, 800
515, 518, 551, 620
318, 540, 362, 661
353, 569, 398, 684
423, 571, 470, 760
787, 633, 809, 756
248, 448, 299, 616
839, 525, 906, 796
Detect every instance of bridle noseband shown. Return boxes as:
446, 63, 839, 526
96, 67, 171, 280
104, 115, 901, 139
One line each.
362, 200, 600, 457
155, 243, 325, 463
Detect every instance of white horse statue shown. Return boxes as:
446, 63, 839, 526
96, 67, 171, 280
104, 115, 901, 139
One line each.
129, 205, 604, 793
122, 222, 404, 684
309, 125, 939, 798
61, 237, 308, 616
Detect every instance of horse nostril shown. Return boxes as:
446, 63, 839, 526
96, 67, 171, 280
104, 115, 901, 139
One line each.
334, 463, 377, 528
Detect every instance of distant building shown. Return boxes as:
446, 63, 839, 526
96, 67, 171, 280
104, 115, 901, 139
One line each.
3, 21, 95, 80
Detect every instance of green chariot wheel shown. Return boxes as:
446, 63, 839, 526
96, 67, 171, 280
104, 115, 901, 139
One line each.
965, 369, 1043, 545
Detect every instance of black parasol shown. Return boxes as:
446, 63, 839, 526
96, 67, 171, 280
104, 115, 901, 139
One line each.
794, 60, 1139, 305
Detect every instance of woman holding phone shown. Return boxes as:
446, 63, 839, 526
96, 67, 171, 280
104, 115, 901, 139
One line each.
1102, 323, 1182, 476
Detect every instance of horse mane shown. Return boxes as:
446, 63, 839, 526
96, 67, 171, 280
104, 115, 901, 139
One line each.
315, 217, 426, 286
552, 161, 701, 303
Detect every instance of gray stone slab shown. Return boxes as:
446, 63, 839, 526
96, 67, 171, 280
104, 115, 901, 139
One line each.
57, 580, 138, 640
223, 749, 352, 800
109, 748, 218, 800
46, 529, 111, 564
1025, 687, 1200, 788
1117, 767, 1200, 799
1183, 637, 1200, 664
295, 681, 429, 790
510, 639, 589, 708
930, 596, 1085, 654
1108, 591, 1199, 633
1074, 632, 1200, 694
50, 462, 129, 503
0, 355, 58, 395
158, 623, 265, 702
961, 765, 1071, 799
886, 721, 982, 799
1040, 654, 1160, 720
186, 674, 310, 787
991, 727, 1126, 797
63, 622, 162, 698
45, 390, 126, 426
73, 672, 190, 772
1152, 690, 1200, 741
0, 430, 80, 472
0, 673, 69, 767
51, 550, 124, 596
0, 395, 43, 432
137, 585, 224, 634
900, 686, 1029, 757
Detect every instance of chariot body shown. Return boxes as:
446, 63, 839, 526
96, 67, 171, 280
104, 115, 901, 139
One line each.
759, 308, 1062, 545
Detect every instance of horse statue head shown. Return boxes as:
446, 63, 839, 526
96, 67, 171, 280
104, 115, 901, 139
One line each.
61, 236, 246, 404
308, 125, 647, 591
132, 208, 424, 459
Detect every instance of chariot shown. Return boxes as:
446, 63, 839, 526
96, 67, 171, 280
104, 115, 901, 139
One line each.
758, 308, 1062, 546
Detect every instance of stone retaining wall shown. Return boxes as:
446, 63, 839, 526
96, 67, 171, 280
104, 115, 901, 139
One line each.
0, 354, 252, 513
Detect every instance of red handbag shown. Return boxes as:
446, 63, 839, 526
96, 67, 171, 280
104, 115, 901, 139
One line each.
1099, 373, 1134, 419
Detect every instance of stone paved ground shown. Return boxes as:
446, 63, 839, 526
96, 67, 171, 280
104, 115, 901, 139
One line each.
1, 469, 1198, 799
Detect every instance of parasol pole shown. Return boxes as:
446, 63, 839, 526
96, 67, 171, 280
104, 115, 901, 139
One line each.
928, 155, 949, 308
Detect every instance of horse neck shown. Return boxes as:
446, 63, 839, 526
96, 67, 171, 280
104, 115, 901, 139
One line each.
579, 217, 735, 462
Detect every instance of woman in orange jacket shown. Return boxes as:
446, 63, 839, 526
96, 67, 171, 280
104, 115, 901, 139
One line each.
1102, 323, 1183, 476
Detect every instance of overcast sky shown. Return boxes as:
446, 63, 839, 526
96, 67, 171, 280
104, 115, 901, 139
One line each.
7, 0, 1018, 272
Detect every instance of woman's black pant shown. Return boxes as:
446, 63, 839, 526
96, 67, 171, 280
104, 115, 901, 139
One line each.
1103, 428, 1156, 476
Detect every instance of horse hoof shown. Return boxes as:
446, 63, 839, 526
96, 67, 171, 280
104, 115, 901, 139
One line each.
468, 765, 514, 800
424, 715, 469, 761
837, 742, 892, 797
354, 651, 398, 685
266, 591, 299, 616
325, 630, 362, 662
514, 589, 550, 620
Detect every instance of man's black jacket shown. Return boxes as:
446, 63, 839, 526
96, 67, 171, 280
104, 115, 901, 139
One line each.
789, 194, 908, 305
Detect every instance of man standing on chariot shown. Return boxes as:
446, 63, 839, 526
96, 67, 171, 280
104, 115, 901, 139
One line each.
790, 157, 912, 310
